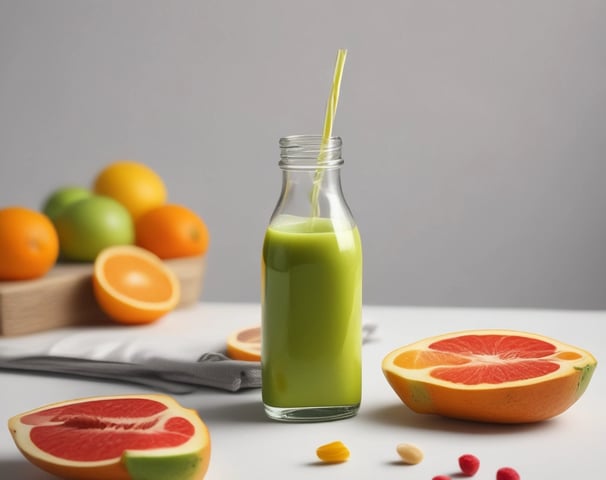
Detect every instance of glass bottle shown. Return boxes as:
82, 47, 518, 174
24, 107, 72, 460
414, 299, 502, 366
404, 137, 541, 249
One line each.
261, 134, 362, 422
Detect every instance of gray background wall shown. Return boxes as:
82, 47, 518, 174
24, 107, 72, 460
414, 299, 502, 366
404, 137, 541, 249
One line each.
1, 1, 605, 309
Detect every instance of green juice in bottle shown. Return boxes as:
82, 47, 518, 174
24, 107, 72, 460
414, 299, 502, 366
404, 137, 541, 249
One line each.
261, 136, 362, 422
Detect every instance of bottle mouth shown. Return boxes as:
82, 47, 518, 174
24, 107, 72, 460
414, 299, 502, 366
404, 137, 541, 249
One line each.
279, 135, 343, 169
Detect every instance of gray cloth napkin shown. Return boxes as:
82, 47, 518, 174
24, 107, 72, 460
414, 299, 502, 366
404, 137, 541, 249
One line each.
0, 322, 377, 393
0, 352, 260, 393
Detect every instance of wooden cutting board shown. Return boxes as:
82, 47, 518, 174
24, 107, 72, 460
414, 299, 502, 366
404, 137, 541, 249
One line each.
0, 256, 205, 337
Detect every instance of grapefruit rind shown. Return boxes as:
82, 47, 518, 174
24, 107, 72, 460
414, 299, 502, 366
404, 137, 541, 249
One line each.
123, 452, 205, 480
226, 325, 261, 362
381, 329, 597, 423
7, 394, 210, 480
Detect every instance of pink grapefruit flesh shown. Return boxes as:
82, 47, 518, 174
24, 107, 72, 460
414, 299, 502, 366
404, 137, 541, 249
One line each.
8, 394, 210, 480
382, 329, 597, 423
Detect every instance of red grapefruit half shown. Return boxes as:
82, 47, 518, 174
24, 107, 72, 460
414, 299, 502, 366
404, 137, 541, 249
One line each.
382, 329, 597, 423
8, 394, 210, 480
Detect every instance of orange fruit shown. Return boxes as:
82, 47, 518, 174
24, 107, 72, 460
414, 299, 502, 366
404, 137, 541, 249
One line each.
0, 206, 59, 281
93, 160, 167, 221
226, 325, 261, 362
135, 204, 209, 259
8, 394, 211, 480
381, 329, 597, 423
92, 245, 180, 325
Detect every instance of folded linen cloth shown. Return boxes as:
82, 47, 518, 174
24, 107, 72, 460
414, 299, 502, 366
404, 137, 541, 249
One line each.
0, 306, 377, 393
0, 307, 262, 393
0, 353, 260, 393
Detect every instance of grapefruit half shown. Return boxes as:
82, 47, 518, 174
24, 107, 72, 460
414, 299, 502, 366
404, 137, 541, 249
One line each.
382, 329, 597, 423
8, 394, 210, 480
226, 325, 261, 362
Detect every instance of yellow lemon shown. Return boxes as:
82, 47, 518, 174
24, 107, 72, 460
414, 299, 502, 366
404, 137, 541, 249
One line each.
93, 161, 167, 221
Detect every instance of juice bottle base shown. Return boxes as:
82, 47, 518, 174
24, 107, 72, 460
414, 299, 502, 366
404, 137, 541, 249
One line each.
263, 403, 359, 423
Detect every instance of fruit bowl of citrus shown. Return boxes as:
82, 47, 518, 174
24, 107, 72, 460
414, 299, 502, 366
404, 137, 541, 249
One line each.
0, 160, 209, 334
381, 329, 597, 423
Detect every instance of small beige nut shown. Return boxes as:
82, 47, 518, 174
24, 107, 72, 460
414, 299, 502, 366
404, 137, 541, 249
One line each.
396, 443, 424, 464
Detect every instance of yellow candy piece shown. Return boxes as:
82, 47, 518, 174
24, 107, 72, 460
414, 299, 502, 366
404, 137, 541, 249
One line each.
316, 440, 350, 463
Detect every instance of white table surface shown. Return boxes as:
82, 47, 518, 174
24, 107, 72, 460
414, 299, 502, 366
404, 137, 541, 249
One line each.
0, 302, 604, 479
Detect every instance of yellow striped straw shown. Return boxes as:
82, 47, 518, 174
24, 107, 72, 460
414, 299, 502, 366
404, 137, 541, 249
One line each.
321, 48, 347, 146
311, 48, 348, 216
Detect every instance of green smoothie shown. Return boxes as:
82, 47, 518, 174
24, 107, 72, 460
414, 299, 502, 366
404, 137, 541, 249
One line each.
261, 215, 362, 410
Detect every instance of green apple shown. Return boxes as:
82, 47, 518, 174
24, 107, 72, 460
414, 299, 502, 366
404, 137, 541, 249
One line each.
54, 195, 134, 261
42, 186, 93, 222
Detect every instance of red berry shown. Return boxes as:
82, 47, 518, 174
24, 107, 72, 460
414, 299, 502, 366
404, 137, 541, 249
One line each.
458, 454, 480, 476
497, 466, 520, 480
432, 476, 452, 480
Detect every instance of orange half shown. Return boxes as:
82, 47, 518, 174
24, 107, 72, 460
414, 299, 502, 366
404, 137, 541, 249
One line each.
93, 245, 180, 325
226, 326, 261, 362
382, 329, 597, 423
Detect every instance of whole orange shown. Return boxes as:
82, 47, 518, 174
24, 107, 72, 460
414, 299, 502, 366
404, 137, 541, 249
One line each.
135, 204, 209, 259
0, 207, 59, 280
93, 161, 167, 221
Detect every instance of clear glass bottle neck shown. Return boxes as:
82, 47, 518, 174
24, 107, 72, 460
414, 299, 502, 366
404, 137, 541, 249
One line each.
279, 135, 342, 170
270, 135, 354, 226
